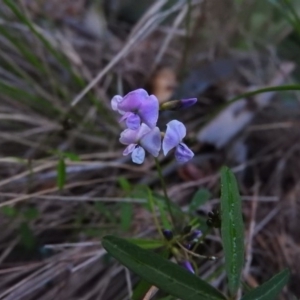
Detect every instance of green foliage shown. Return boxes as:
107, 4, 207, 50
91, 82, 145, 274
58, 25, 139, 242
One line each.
132, 279, 153, 300
56, 157, 66, 191
102, 235, 227, 300
269, 0, 300, 36
132, 248, 170, 300
118, 177, 132, 193
19, 222, 36, 250
120, 202, 133, 231
189, 188, 211, 213
95, 202, 117, 223
23, 207, 39, 221
1, 206, 18, 218
228, 85, 300, 105
241, 269, 290, 300
126, 238, 164, 249
220, 167, 245, 296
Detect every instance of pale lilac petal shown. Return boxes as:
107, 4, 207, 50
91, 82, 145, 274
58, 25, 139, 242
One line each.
136, 123, 151, 141
123, 144, 136, 156
118, 89, 148, 112
175, 143, 194, 163
119, 112, 134, 123
138, 95, 159, 128
126, 114, 141, 130
119, 128, 138, 145
140, 127, 161, 157
162, 120, 186, 155
131, 146, 145, 164
111, 95, 123, 111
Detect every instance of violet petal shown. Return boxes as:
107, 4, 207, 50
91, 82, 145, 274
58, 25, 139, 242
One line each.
180, 98, 197, 109
119, 111, 134, 123
162, 120, 186, 155
140, 127, 161, 157
119, 128, 138, 145
118, 89, 148, 112
126, 113, 141, 130
111, 95, 123, 111
123, 144, 136, 156
175, 143, 194, 163
138, 94, 159, 128
136, 123, 152, 141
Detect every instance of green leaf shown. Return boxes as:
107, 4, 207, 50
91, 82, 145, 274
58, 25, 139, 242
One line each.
132, 248, 170, 300
241, 269, 290, 300
1, 206, 18, 218
120, 203, 133, 231
19, 222, 36, 250
126, 238, 164, 249
23, 207, 39, 221
52, 150, 80, 162
94, 202, 117, 223
118, 177, 132, 193
102, 235, 227, 300
220, 166, 244, 296
63, 152, 80, 161
57, 157, 66, 191
189, 188, 211, 213
132, 279, 153, 300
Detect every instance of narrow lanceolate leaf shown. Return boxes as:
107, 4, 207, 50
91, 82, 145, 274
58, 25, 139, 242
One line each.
102, 235, 227, 300
189, 188, 211, 213
220, 166, 244, 296
57, 158, 66, 191
126, 238, 164, 249
241, 269, 290, 300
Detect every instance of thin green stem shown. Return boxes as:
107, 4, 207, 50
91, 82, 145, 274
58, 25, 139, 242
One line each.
154, 158, 175, 227
147, 188, 163, 239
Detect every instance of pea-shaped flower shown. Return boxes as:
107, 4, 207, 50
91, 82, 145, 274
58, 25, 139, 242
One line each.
111, 89, 159, 130
120, 123, 161, 164
162, 120, 194, 163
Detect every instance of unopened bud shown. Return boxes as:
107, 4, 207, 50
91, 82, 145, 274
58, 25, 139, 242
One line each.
180, 261, 195, 274
162, 229, 173, 240
187, 230, 202, 242
160, 98, 197, 111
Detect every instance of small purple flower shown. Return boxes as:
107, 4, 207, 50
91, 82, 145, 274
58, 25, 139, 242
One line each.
180, 261, 195, 274
119, 123, 161, 164
111, 89, 159, 130
162, 120, 194, 163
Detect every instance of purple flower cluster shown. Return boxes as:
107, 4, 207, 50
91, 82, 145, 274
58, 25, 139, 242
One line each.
112, 89, 197, 164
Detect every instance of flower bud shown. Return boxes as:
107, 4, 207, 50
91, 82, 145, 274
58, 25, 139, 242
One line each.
160, 98, 197, 111
180, 261, 195, 274
187, 230, 202, 242
162, 229, 173, 240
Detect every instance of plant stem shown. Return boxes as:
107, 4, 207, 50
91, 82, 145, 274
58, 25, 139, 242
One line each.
147, 188, 163, 239
154, 158, 175, 227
